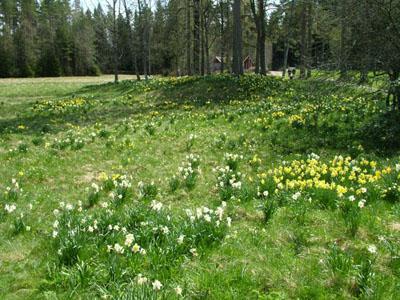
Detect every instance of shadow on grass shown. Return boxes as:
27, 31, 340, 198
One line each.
0, 105, 158, 136
0, 75, 254, 136
360, 110, 400, 155
2, 74, 392, 159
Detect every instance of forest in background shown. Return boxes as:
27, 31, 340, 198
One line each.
0, 0, 399, 84
2, 2, 400, 299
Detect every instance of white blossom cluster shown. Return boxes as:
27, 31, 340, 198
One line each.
178, 154, 201, 179
213, 166, 243, 190
3, 179, 22, 213
185, 202, 231, 227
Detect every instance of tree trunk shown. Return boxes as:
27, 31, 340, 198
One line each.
282, 43, 289, 77
186, 0, 192, 75
146, 2, 151, 80
258, 0, 266, 75
232, 0, 243, 76
299, 1, 307, 79
255, 39, 260, 74
147, 1, 151, 79
306, 1, 312, 78
359, 0, 370, 84
359, 70, 368, 84
387, 71, 400, 110
282, 0, 295, 78
220, 0, 225, 73
113, 0, 118, 83
122, 0, 140, 81
142, 4, 149, 80
134, 54, 141, 80
339, 0, 348, 80
204, 4, 210, 74
250, 0, 259, 74
193, 0, 201, 74
200, 2, 205, 76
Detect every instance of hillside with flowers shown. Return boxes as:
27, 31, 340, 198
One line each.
0, 75, 399, 299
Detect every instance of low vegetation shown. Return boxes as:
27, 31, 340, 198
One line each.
0, 75, 399, 299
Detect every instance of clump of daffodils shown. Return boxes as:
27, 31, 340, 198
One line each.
32, 97, 89, 114
138, 180, 158, 200
185, 202, 229, 228
4, 178, 21, 201
4, 203, 17, 213
169, 154, 201, 192
256, 154, 400, 231
224, 153, 243, 171
49, 167, 231, 294
288, 114, 305, 128
266, 155, 388, 200
150, 200, 163, 212
213, 165, 243, 201
186, 134, 196, 151
99, 173, 133, 203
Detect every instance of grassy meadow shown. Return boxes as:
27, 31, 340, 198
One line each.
0, 74, 399, 299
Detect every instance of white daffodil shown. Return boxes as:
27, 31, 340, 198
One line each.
152, 280, 163, 291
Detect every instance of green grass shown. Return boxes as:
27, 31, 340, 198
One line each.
0, 74, 399, 299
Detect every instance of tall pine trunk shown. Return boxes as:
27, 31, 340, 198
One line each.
299, 1, 307, 79
204, 4, 210, 74
258, 0, 266, 75
282, 0, 295, 78
200, 2, 205, 76
186, 0, 192, 75
339, 0, 348, 80
193, 0, 201, 74
232, 0, 243, 75
113, 0, 118, 83
306, 1, 312, 78
220, 0, 225, 73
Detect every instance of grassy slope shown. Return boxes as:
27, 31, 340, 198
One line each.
0, 75, 399, 299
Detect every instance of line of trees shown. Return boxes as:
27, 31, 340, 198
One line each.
1, 0, 399, 89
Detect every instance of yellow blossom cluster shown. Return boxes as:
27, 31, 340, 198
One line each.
288, 114, 305, 126
272, 111, 286, 118
260, 156, 392, 198
33, 97, 88, 113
